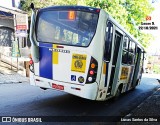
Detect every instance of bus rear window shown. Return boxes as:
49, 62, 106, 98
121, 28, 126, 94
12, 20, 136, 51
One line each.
36, 10, 99, 47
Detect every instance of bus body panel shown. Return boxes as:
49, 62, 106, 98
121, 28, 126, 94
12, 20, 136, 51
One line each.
118, 65, 135, 93
33, 75, 98, 100
35, 43, 92, 85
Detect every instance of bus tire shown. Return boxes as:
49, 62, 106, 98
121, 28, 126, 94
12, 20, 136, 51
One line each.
131, 79, 139, 91
130, 86, 136, 91
136, 79, 140, 86
114, 87, 121, 100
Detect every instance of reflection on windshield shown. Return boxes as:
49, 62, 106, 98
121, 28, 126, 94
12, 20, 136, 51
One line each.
37, 10, 99, 47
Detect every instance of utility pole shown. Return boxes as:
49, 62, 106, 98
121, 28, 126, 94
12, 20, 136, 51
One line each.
13, 14, 19, 72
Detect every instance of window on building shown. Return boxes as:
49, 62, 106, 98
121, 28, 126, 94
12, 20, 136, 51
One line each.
0, 27, 14, 47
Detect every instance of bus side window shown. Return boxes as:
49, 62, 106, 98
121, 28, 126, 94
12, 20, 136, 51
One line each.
104, 21, 113, 61
128, 52, 134, 64
122, 50, 128, 64
129, 41, 136, 53
122, 36, 129, 64
128, 41, 135, 65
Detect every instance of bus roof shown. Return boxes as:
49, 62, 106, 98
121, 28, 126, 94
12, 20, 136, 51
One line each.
38, 5, 100, 14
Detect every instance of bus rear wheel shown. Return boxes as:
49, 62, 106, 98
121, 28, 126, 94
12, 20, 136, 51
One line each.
131, 79, 139, 91
114, 87, 121, 100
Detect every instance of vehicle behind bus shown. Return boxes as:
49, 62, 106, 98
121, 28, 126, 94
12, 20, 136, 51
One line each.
29, 4, 145, 101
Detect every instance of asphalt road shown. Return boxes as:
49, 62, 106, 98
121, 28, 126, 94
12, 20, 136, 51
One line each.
0, 73, 159, 124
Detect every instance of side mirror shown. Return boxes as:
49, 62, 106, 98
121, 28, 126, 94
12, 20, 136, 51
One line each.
30, 3, 35, 10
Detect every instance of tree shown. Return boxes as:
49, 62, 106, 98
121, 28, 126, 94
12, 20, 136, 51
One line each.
20, 0, 81, 15
86, 0, 154, 48
122, 0, 154, 48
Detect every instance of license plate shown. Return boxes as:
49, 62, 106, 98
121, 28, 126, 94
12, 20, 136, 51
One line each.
52, 83, 64, 90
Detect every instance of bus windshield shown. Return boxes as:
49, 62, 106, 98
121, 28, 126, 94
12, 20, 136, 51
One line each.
36, 10, 99, 47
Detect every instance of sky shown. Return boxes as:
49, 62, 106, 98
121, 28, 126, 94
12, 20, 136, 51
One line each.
147, 0, 160, 55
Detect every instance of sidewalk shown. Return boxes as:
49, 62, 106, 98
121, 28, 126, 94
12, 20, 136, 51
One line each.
0, 61, 29, 84
118, 85, 160, 125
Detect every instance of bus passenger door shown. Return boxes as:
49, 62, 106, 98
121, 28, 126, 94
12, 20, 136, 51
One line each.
132, 47, 142, 88
101, 21, 113, 99
107, 31, 122, 95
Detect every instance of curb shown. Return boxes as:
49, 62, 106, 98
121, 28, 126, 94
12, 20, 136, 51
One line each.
0, 80, 29, 84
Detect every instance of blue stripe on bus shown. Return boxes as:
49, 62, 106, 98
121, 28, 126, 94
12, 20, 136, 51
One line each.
39, 43, 53, 79
104, 63, 108, 87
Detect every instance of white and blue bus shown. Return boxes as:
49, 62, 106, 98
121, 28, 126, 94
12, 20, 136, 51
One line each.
29, 4, 145, 101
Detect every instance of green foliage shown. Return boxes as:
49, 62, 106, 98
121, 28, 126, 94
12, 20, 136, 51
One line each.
21, 0, 154, 49
153, 64, 160, 74
87, 0, 154, 49
20, 0, 80, 15
137, 32, 154, 49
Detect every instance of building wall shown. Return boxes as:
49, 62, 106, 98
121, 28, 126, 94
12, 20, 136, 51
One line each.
0, 0, 13, 8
